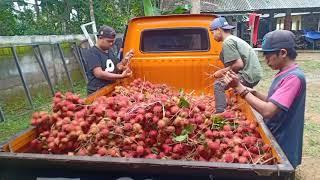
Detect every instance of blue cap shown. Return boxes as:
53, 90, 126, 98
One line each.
262, 30, 296, 52
210, 17, 235, 30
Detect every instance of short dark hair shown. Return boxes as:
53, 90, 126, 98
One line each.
285, 48, 298, 59
263, 48, 297, 60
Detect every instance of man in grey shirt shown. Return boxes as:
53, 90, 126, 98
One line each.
210, 17, 262, 113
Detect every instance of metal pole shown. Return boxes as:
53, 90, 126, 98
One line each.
11, 46, 34, 109
313, 41, 315, 51
32, 46, 45, 74
0, 106, 5, 122
33, 46, 49, 90
78, 46, 87, 73
33, 45, 55, 96
72, 42, 88, 82
56, 43, 74, 92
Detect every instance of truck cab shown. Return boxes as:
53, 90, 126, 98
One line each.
87, 14, 223, 102
124, 14, 223, 92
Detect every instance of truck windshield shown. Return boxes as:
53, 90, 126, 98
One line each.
141, 28, 209, 52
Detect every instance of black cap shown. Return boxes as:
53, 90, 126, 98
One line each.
261, 30, 296, 52
97, 25, 116, 39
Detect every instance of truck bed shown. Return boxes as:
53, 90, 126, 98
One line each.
0, 82, 294, 180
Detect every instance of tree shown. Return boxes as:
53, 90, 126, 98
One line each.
94, 0, 144, 32
0, 1, 17, 36
0, 0, 149, 35
89, 0, 95, 22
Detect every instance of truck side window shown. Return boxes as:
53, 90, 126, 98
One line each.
141, 28, 209, 52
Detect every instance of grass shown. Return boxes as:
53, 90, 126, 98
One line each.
255, 59, 320, 158
0, 79, 87, 143
304, 122, 320, 156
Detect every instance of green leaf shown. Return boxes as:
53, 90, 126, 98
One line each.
185, 4, 192, 10
171, 6, 189, 14
174, 134, 188, 142
181, 124, 194, 135
151, 147, 159, 155
179, 89, 185, 96
143, 0, 154, 16
232, 122, 239, 129
211, 115, 227, 130
179, 97, 190, 108
174, 124, 194, 142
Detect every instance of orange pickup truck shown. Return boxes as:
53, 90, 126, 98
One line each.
0, 14, 294, 180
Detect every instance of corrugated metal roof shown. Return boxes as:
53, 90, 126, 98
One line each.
248, 0, 320, 10
161, 0, 320, 13
204, 0, 320, 12
207, 0, 252, 12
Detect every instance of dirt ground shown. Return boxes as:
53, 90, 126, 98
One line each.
296, 81, 320, 180
296, 157, 320, 180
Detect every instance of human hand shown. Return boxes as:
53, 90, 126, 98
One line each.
123, 49, 134, 65
213, 67, 231, 78
223, 70, 240, 88
121, 68, 132, 78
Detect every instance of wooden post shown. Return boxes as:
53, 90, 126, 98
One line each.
34, 0, 40, 18
89, 0, 96, 34
269, 11, 276, 31
190, 0, 200, 14
284, 10, 292, 30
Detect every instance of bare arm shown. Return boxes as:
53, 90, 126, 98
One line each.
247, 87, 268, 101
93, 67, 126, 80
235, 84, 280, 118
224, 71, 280, 119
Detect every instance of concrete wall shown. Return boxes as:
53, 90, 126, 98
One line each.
0, 34, 88, 47
0, 35, 88, 98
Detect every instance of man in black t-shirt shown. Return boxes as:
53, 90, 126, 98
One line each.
85, 25, 133, 94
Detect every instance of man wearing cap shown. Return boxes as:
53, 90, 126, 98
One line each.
85, 25, 134, 94
209, 17, 262, 113
223, 30, 306, 168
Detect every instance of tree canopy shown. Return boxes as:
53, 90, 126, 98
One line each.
0, 0, 147, 36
